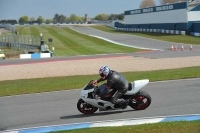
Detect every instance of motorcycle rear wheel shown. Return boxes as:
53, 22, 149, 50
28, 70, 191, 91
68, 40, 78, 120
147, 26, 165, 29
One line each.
77, 99, 98, 114
129, 91, 151, 110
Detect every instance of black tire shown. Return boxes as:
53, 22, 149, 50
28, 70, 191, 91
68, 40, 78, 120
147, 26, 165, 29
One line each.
77, 99, 98, 114
129, 91, 151, 110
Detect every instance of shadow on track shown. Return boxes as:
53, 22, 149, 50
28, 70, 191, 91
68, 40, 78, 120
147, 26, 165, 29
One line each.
60, 109, 136, 120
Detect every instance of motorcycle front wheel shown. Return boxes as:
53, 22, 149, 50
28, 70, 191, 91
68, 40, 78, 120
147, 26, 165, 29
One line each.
77, 99, 98, 114
129, 91, 151, 110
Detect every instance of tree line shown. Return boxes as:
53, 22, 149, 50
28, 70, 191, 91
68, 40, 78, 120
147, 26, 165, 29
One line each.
0, 20, 18, 24
0, 13, 124, 24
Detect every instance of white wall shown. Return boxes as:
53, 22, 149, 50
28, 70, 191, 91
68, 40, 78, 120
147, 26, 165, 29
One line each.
41, 53, 51, 58
125, 9, 188, 24
188, 11, 200, 21
20, 54, 31, 59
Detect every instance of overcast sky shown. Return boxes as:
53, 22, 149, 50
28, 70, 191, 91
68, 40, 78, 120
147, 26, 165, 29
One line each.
0, 0, 160, 20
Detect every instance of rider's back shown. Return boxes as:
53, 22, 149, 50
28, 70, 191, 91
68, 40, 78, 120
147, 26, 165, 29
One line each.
107, 70, 129, 90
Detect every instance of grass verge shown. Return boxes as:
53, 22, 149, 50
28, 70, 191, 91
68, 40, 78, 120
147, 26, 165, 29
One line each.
49, 120, 200, 133
90, 25, 200, 45
15, 26, 142, 56
0, 66, 200, 97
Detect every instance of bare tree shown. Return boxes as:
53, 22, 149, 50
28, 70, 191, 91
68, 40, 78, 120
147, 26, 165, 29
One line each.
140, 0, 156, 8
160, 0, 187, 5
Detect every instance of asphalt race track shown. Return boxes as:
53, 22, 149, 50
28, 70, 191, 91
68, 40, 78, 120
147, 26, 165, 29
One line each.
0, 79, 200, 130
0, 27, 200, 131
1, 49, 200, 66
70, 26, 200, 51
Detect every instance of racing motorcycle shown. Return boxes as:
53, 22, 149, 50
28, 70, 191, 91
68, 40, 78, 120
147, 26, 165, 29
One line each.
77, 79, 151, 114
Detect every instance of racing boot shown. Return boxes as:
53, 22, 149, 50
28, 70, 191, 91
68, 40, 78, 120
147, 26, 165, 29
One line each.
121, 99, 129, 109
111, 97, 129, 109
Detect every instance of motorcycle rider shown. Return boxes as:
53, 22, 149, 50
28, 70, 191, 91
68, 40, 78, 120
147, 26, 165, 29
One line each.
93, 66, 129, 109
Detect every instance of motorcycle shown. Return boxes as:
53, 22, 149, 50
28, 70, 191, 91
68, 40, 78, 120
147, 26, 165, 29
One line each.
77, 79, 151, 114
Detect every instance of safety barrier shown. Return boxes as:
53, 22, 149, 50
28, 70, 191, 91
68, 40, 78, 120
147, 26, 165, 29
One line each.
190, 32, 200, 36
108, 25, 186, 35
20, 53, 52, 59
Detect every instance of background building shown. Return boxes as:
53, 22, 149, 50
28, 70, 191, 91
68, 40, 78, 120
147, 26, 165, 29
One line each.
114, 1, 200, 33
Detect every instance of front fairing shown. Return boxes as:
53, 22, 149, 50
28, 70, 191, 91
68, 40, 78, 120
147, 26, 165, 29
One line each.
80, 83, 95, 98
82, 97, 116, 109
80, 82, 117, 110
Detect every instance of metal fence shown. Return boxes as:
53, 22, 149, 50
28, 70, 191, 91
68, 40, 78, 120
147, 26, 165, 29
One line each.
3, 24, 16, 32
0, 34, 40, 50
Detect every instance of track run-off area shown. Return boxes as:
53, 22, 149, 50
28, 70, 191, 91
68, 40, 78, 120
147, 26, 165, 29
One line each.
0, 26, 200, 132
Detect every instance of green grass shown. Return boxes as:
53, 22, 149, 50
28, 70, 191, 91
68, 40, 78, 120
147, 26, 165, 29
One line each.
90, 25, 200, 45
0, 48, 23, 52
50, 120, 200, 133
0, 66, 200, 97
15, 26, 142, 56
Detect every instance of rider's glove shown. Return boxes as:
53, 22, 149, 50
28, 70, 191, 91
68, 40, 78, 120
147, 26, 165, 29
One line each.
95, 95, 101, 99
90, 80, 98, 85
94, 80, 98, 85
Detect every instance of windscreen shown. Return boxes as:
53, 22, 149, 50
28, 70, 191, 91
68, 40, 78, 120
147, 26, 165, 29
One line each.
83, 83, 94, 90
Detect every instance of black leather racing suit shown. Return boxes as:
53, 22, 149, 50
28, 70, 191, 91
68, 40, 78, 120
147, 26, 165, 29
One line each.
97, 70, 129, 105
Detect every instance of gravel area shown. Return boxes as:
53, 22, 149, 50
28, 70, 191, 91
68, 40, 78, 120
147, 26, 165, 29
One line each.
0, 56, 200, 81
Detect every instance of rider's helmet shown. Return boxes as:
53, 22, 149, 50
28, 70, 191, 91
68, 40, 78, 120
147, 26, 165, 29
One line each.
99, 66, 110, 79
